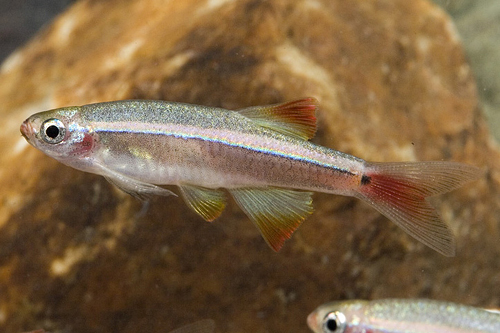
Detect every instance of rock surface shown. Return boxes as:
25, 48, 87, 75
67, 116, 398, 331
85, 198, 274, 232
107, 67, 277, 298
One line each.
0, 0, 76, 63
0, 0, 498, 332
433, 0, 500, 141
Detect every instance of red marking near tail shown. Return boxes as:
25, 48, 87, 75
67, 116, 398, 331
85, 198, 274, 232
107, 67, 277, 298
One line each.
362, 173, 426, 208
355, 161, 480, 256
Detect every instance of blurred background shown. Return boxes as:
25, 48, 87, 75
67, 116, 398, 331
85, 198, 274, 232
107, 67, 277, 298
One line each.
2, 0, 498, 138
0, 0, 75, 62
0, 1, 498, 332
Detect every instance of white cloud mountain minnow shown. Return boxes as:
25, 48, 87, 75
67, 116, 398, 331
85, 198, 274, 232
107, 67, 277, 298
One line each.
20, 98, 480, 255
307, 298, 500, 333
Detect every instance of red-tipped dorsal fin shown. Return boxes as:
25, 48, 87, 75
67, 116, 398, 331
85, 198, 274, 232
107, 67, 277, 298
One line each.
237, 98, 318, 140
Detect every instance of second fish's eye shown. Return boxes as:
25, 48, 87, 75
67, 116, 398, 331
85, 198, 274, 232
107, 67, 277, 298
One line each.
41, 118, 66, 144
322, 311, 347, 333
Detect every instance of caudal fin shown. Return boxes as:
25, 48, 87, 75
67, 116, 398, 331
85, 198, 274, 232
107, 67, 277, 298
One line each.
355, 161, 481, 256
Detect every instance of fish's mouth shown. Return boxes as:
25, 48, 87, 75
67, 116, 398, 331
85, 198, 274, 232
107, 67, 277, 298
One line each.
20, 119, 34, 141
307, 312, 319, 331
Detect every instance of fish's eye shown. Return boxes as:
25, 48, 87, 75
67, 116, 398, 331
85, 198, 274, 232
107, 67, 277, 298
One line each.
41, 118, 66, 144
322, 311, 347, 333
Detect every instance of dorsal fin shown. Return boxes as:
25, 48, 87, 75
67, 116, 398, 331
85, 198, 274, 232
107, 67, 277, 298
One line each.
237, 98, 318, 140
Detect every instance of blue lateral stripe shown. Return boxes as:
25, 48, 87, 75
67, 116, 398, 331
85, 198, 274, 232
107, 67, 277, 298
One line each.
95, 126, 351, 174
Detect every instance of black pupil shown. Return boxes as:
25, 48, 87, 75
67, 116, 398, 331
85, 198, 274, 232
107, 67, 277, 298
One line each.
46, 125, 60, 139
326, 318, 338, 331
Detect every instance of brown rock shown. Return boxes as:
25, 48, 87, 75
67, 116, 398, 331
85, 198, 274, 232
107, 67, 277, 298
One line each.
0, 0, 498, 332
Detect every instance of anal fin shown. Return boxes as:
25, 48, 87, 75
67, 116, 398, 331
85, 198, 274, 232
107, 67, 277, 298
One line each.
229, 187, 313, 251
179, 185, 226, 222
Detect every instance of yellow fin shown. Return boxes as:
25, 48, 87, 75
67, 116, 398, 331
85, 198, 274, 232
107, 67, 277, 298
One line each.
237, 98, 318, 140
229, 187, 313, 251
179, 185, 226, 222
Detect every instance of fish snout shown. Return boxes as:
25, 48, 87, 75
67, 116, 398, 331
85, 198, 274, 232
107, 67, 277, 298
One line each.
20, 119, 34, 140
307, 311, 319, 331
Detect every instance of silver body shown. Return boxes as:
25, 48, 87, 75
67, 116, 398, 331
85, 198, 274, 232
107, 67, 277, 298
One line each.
308, 299, 500, 333
82, 100, 363, 193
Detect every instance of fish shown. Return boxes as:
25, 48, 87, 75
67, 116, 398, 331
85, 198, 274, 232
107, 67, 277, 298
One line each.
307, 298, 500, 333
20, 98, 480, 255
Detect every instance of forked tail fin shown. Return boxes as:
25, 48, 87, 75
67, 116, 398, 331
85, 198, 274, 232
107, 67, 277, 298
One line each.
355, 161, 481, 256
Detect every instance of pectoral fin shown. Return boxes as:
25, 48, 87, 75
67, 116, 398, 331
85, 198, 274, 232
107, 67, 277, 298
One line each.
229, 187, 313, 251
237, 98, 318, 140
169, 319, 215, 333
179, 185, 226, 222
96, 163, 176, 199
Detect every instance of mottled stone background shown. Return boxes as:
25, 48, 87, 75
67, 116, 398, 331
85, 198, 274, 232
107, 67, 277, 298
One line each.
0, 0, 76, 62
434, 0, 500, 140
0, 0, 499, 332
3, 0, 500, 140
